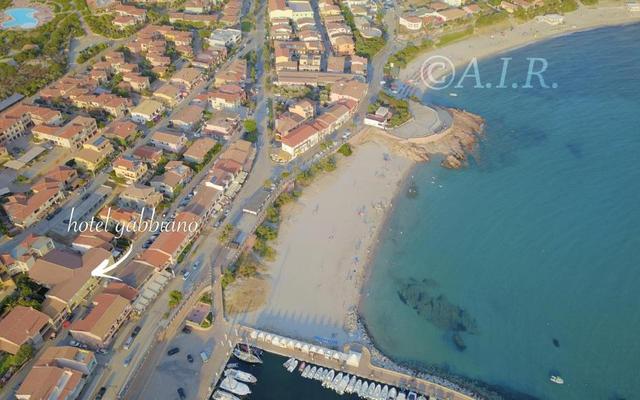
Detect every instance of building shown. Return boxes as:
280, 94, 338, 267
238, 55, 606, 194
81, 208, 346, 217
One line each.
74, 135, 114, 172
149, 130, 188, 153
132, 145, 163, 166
399, 14, 423, 31
207, 28, 242, 48
16, 366, 85, 400
203, 112, 240, 140
71, 231, 114, 254
69, 293, 132, 348
170, 67, 203, 90
153, 83, 183, 107
2, 182, 65, 228
268, 0, 293, 20
32, 116, 98, 149
103, 120, 139, 143
170, 104, 204, 131
329, 78, 368, 102
113, 155, 148, 183
364, 106, 392, 129
29, 248, 112, 327
0, 306, 51, 355
0, 234, 54, 275
36, 346, 97, 375
118, 184, 163, 211
130, 99, 164, 124
183, 137, 218, 164
150, 162, 193, 197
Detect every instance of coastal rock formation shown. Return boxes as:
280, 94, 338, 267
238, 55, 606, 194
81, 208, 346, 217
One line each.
397, 278, 478, 350
352, 106, 484, 169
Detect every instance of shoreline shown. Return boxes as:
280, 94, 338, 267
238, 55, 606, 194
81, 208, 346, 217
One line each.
399, 3, 640, 84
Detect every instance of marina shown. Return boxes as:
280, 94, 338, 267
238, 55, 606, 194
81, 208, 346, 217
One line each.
208, 327, 474, 400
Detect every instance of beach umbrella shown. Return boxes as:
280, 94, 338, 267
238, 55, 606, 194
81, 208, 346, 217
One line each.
310, 345, 318, 353
257, 332, 265, 341
333, 352, 341, 360
316, 348, 325, 356
295, 341, 303, 350
287, 339, 295, 349
249, 331, 258, 339
265, 334, 273, 342
302, 344, 310, 353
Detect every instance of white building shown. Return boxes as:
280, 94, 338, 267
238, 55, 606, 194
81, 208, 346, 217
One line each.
208, 29, 242, 48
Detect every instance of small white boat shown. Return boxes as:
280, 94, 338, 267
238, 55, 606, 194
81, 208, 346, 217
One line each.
212, 390, 240, 400
367, 383, 376, 398
360, 382, 369, 397
232, 348, 262, 364
313, 367, 323, 380
354, 379, 363, 395
374, 384, 382, 399
286, 359, 298, 372
224, 369, 257, 384
449, 93, 458, 97
417, 396, 427, 400
302, 365, 311, 378
337, 374, 349, 394
316, 368, 325, 380
323, 370, 335, 387
219, 377, 251, 396
283, 357, 294, 370
309, 366, 317, 378
388, 387, 398, 400
346, 375, 357, 393
550, 375, 564, 385
397, 392, 406, 400
381, 385, 389, 399
332, 372, 343, 390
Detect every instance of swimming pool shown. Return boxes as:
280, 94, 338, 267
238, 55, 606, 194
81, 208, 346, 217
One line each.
2, 7, 39, 29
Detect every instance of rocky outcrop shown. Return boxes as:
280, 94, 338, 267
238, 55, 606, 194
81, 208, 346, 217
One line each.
352, 106, 484, 169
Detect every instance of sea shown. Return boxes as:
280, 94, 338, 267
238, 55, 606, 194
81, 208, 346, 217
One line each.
360, 23, 640, 400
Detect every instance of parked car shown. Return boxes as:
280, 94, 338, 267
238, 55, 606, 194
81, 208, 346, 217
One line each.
177, 388, 186, 400
168, 347, 180, 356
182, 325, 192, 334
182, 270, 190, 280
123, 336, 133, 350
95, 387, 107, 400
131, 326, 141, 338
187, 354, 194, 363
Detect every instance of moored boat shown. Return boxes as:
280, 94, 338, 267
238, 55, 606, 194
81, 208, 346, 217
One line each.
407, 391, 417, 400
381, 385, 389, 399
396, 392, 406, 400
288, 359, 298, 372
388, 387, 397, 400
314, 367, 323, 380
283, 358, 294, 370
374, 384, 382, 399
232, 347, 262, 364
337, 374, 349, 394
309, 366, 317, 379
323, 370, 335, 387
212, 390, 240, 400
360, 381, 369, 397
354, 379, 362, 395
417, 396, 427, 400
298, 361, 306, 372
302, 365, 311, 378
346, 375, 357, 393
367, 383, 376, 398
224, 369, 257, 384
332, 372, 343, 390
219, 377, 251, 396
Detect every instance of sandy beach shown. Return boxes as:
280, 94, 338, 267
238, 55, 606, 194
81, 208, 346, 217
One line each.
400, 3, 640, 83
235, 142, 414, 344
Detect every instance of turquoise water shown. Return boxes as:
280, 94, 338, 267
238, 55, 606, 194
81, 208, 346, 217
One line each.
361, 23, 640, 400
2, 8, 38, 29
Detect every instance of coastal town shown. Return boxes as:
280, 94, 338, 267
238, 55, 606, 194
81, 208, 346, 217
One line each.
0, 0, 638, 398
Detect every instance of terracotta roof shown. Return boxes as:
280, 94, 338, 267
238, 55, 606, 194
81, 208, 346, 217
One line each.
69, 293, 129, 340
16, 366, 83, 400
0, 306, 50, 353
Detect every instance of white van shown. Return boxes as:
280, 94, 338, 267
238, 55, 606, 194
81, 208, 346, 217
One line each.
200, 351, 209, 363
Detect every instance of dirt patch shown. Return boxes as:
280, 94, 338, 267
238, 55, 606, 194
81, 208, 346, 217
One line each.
224, 273, 270, 316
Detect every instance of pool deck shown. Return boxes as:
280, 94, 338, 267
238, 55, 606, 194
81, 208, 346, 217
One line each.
0, 1, 53, 30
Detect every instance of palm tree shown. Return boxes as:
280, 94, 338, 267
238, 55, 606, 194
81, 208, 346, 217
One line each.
168, 290, 183, 308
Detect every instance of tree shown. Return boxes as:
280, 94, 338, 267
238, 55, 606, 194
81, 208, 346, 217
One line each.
338, 143, 353, 156
168, 290, 183, 308
243, 119, 257, 133
218, 224, 234, 244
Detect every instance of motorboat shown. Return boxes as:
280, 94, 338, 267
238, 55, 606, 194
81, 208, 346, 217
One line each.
212, 390, 240, 400
381, 385, 389, 399
309, 366, 317, 379
367, 383, 376, 398
337, 374, 349, 394
346, 375, 357, 393
550, 375, 564, 385
354, 379, 362, 395
374, 384, 382, 399
314, 368, 323, 380
360, 382, 369, 397
302, 365, 311, 378
288, 359, 298, 372
323, 370, 335, 387
332, 372, 343, 390
417, 396, 427, 400
298, 361, 306, 372
232, 347, 262, 364
224, 369, 257, 384
219, 377, 251, 396
283, 358, 294, 370
396, 392, 406, 400
407, 392, 417, 400
388, 387, 398, 400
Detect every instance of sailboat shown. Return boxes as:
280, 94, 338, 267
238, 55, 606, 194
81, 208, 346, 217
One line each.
224, 369, 257, 384
219, 377, 251, 396
232, 346, 262, 364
